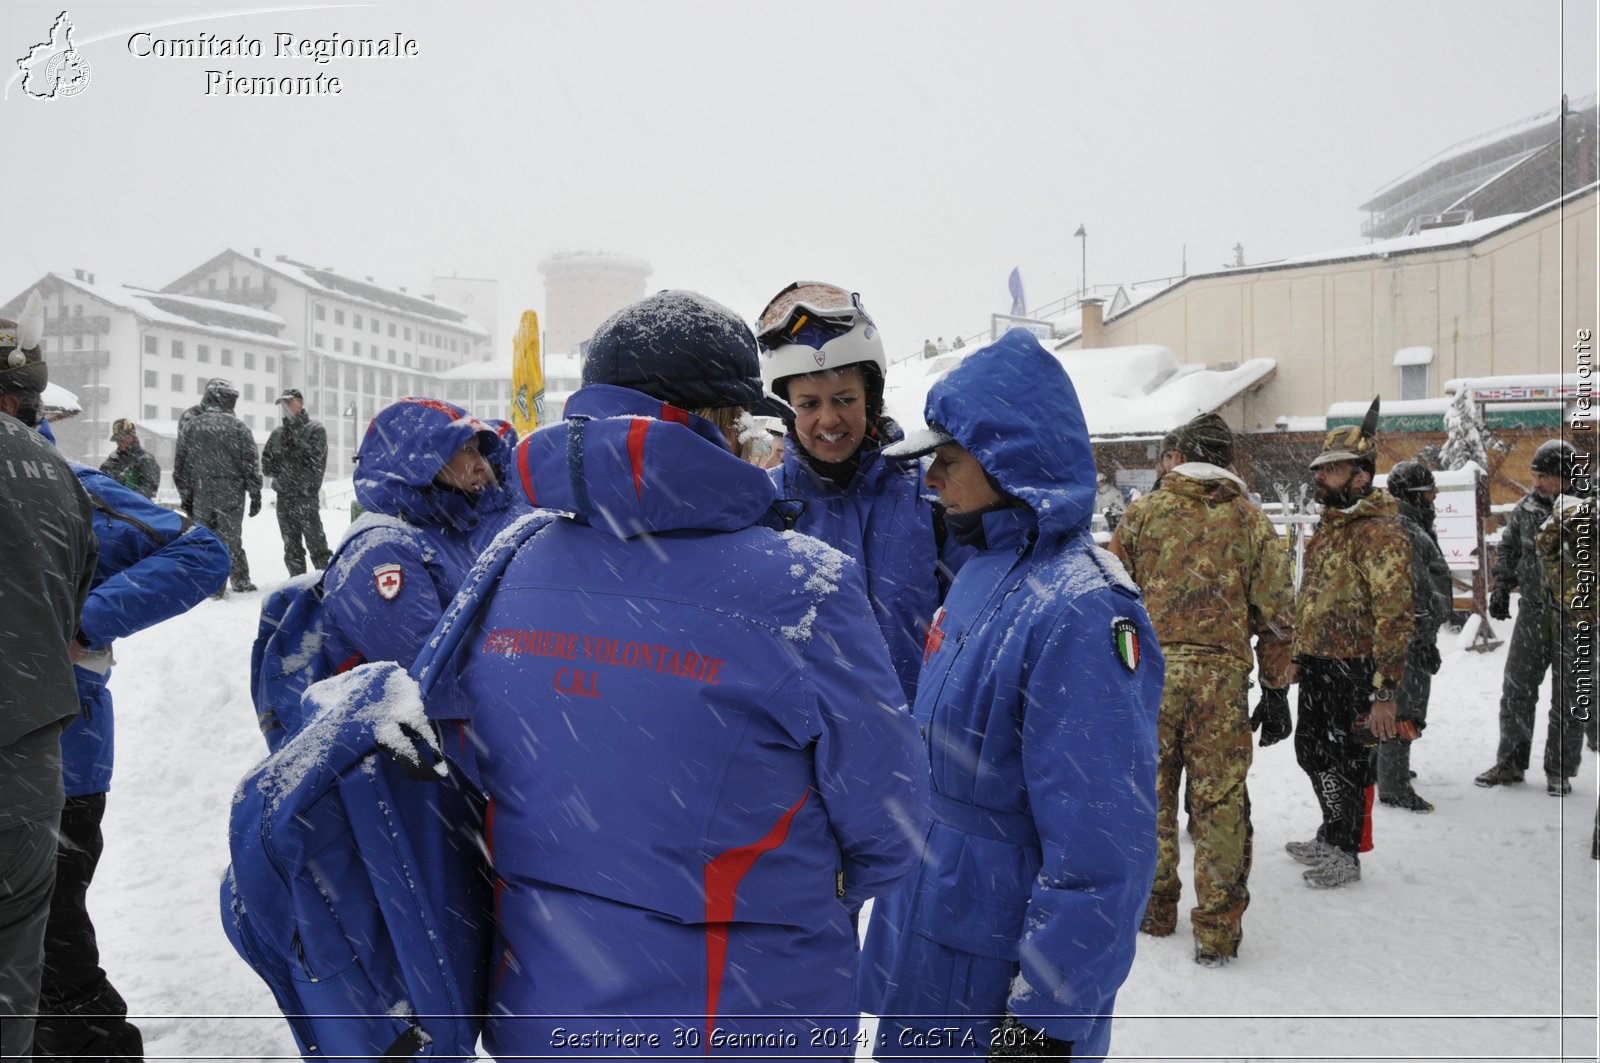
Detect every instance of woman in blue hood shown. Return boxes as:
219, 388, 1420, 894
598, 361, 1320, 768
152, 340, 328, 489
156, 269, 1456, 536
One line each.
427, 290, 927, 1061
755, 282, 961, 706
859, 329, 1162, 1063
320, 397, 500, 671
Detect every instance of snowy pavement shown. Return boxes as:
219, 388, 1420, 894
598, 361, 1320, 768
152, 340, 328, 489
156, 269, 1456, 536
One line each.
95, 502, 1598, 1061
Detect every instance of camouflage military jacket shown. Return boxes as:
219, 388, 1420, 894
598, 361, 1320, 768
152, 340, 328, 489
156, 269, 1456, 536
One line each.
1536, 494, 1597, 625
1294, 488, 1414, 687
1110, 464, 1295, 687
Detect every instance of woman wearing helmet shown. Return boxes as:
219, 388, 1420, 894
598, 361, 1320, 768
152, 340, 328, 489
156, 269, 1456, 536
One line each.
756, 282, 957, 704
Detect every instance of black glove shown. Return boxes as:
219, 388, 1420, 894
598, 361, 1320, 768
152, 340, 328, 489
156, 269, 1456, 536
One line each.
1250, 687, 1293, 746
1488, 587, 1511, 621
987, 1015, 1073, 1061
248, 493, 262, 518
1416, 641, 1443, 676
180, 494, 194, 518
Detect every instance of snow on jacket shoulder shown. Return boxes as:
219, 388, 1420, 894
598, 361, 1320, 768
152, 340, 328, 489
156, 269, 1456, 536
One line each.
432, 384, 927, 1053
859, 330, 1161, 1062
771, 424, 945, 705
66, 465, 231, 795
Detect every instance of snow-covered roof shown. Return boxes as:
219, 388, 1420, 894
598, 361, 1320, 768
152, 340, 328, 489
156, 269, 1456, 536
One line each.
436, 359, 510, 381
884, 340, 1276, 438
123, 286, 285, 327
31, 273, 297, 349
42, 381, 79, 418
1394, 346, 1434, 367
1443, 373, 1584, 398
1265, 212, 1528, 269
170, 250, 491, 340
1365, 93, 1597, 205
1328, 397, 1451, 421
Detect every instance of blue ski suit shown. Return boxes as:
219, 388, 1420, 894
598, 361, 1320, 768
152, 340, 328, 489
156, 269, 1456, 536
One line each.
321, 398, 502, 673
65, 466, 231, 796
859, 330, 1162, 1062
427, 383, 928, 1060
770, 421, 952, 705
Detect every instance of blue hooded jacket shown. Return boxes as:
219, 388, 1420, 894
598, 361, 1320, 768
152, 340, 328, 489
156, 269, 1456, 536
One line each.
321, 398, 500, 671
65, 465, 231, 796
771, 422, 951, 704
859, 330, 1162, 1061
426, 383, 928, 1059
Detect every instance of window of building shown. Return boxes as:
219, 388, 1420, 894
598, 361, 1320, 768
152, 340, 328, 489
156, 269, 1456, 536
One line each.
171, 373, 184, 392
388, 322, 396, 337
314, 332, 325, 348
370, 319, 379, 334
334, 338, 344, 353
74, 335, 84, 350
221, 348, 234, 366
244, 414, 255, 429
144, 404, 158, 419
334, 309, 345, 325
171, 406, 184, 419
353, 314, 363, 330
265, 354, 276, 373
244, 351, 256, 370
144, 335, 157, 354
387, 348, 396, 364
72, 305, 82, 318
171, 339, 185, 359
353, 341, 362, 357
315, 304, 326, 321
1394, 347, 1434, 402
197, 344, 211, 363
402, 351, 411, 368
240, 276, 250, 289
244, 383, 256, 401
344, 364, 357, 389
450, 338, 458, 353
207, 278, 217, 292
198, 379, 209, 395
144, 370, 158, 388
364, 368, 376, 393
403, 327, 412, 341
228, 276, 237, 290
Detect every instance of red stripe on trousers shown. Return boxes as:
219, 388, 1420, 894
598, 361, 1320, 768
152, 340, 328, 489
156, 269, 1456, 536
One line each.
701, 791, 810, 1052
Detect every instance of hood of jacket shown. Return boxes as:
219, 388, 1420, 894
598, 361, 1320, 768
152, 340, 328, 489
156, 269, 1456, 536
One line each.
922, 328, 1095, 541
1162, 462, 1249, 501
354, 397, 499, 531
1319, 486, 1399, 529
516, 383, 778, 538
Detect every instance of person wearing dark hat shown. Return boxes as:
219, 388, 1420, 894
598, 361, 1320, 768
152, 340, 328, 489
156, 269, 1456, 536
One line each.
424, 290, 925, 1058
1286, 399, 1413, 888
99, 418, 161, 500
1377, 461, 1454, 813
0, 291, 99, 1061
174, 377, 262, 593
754, 281, 956, 705
1109, 411, 1294, 965
860, 328, 1160, 1061
1476, 439, 1588, 794
260, 388, 332, 577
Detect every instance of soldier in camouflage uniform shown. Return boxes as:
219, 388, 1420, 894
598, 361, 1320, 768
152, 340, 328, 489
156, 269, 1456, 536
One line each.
1376, 461, 1455, 813
98, 419, 161, 500
260, 389, 331, 577
173, 378, 261, 593
1476, 440, 1587, 793
1535, 484, 1599, 858
1110, 412, 1294, 966
1288, 399, 1413, 888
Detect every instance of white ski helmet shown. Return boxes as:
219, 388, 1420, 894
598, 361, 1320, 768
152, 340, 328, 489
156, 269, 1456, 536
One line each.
755, 282, 887, 402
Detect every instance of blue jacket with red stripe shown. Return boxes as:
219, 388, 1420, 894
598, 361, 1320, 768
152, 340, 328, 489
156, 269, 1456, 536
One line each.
858, 330, 1161, 1062
425, 383, 927, 1059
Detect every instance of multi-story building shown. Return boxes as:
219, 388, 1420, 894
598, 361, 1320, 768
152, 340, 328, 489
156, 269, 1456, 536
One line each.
537, 252, 652, 356
163, 249, 492, 471
0, 269, 295, 468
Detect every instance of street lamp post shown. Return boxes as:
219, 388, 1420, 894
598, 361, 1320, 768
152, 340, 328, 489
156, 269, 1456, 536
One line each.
344, 401, 358, 468
1073, 223, 1088, 299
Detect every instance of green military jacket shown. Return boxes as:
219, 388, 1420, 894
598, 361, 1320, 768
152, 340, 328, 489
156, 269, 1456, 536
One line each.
1110, 464, 1295, 687
1294, 488, 1414, 687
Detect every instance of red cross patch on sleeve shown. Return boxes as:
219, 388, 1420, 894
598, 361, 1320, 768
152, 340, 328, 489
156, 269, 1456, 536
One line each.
373, 562, 404, 601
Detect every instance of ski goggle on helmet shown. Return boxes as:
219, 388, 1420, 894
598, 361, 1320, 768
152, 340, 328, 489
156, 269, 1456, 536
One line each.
756, 281, 887, 398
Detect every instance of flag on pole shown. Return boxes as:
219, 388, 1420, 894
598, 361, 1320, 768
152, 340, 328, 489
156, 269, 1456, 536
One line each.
1007, 267, 1026, 317
511, 310, 545, 435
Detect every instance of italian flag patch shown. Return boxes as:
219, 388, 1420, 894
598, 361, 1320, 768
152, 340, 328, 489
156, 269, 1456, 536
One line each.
1111, 617, 1140, 672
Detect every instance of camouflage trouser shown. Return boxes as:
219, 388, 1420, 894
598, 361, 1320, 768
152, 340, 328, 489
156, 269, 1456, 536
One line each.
194, 493, 248, 588
1145, 648, 1252, 954
276, 493, 332, 577
1494, 604, 1583, 777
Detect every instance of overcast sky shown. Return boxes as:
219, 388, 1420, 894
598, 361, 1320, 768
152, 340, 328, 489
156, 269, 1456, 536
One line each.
3, 0, 1595, 362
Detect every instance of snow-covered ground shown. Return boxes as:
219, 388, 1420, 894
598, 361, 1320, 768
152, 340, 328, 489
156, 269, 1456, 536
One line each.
96, 502, 1598, 1061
